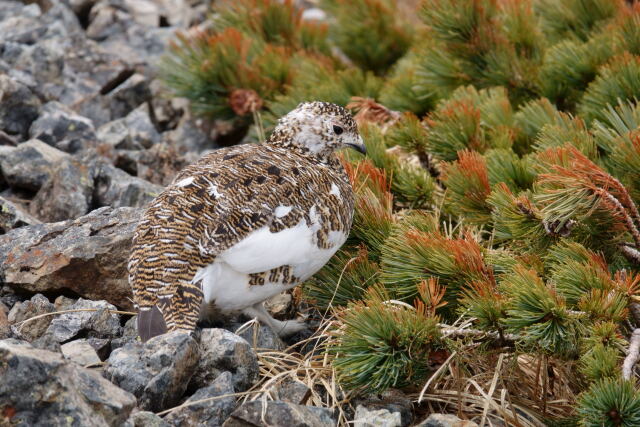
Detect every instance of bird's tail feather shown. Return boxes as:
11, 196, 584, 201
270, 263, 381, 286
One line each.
137, 305, 168, 342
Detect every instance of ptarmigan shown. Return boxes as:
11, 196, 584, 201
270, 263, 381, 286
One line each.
130, 102, 365, 341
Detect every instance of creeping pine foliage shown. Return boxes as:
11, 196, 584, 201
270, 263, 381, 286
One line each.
162, 0, 640, 424
331, 284, 443, 392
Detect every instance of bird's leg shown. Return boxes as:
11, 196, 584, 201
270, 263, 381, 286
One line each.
242, 302, 306, 338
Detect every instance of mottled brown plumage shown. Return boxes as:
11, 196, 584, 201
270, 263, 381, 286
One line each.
130, 102, 365, 341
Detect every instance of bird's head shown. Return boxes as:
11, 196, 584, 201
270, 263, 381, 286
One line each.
267, 101, 366, 158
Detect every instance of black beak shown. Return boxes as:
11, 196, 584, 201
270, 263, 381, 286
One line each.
347, 137, 367, 155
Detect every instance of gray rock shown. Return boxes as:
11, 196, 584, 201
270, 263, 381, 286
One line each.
67, 0, 101, 17
154, 0, 193, 27
236, 323, 286, 351
0, 284, 20, 311
97, 103, 160, 150
416, 414, 479, 427
190, 328, 259, 393
106, 73, 153, 122
223, 401, 336, 427
134, 143, 195, 186
165, 371, 237, 426
29, 101, 97, 153
354, 406, 402, 427
120, 0, 191, 27
31, 331, 63, 352
125, 411, 170, 427
0, 301, 8, 339
74, 73, 152, 128
47, 298, 122, 343
104, 331, 200, 412
7, 294, 55, 341
61, 339, 102, 366
161, 116, 214, 155
29, 155, 96, 222
87, 4, 174, 67
353, 390, 413, 427
8, 37, 66, 86
0, 75, 42, 139
0, 139, 69, 191
0, 207, 141, 309
110, 316, 139, 351
87, 337, 111, 360
122, 315, 138, 338
114, 148, 142, 175
63, 34, 132, 91
0, 129, 18, 146
0, 2, 30, 22
87, 0, 135, 41
274, 378, 311, 405
149, 79, 188, 131
54, 295, 77, 311
0, 2, 81, 46
47, 35, 135, 109
93, 159, 162, 208
0, 338, 136, 425
0, 196, 41, 233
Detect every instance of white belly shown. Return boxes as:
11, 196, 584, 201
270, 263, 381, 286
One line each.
193, 217, 347, 312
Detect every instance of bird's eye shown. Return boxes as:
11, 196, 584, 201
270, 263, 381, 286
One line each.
333, 125, 344, 135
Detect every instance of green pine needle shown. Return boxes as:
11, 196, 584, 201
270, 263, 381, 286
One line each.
577, 378, 640, 427
579, 344, 621, 382
501, 266, 583, 357
331, 286, 443, 392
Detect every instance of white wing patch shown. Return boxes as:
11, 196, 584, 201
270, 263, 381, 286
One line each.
274, 205, 292, 218
176, 177, 194, 187
208, 184, 223, 199
330, 182, 341, 198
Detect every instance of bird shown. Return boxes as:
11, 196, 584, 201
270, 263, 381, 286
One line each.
129, 101, 366, 342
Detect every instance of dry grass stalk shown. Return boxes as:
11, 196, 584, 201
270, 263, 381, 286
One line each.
242, 317, 356, 426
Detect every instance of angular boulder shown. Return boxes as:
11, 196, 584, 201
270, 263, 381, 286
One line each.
190, 328, 259, 393
29, 101, 97, 153
93, 159, 163, 208
354, 406, 402, 427
0, 207, 141, 309
46, 298, 122, 343
29, 155, 97, 222
0, 139, 69, 191
97, 103, 159, 150
0, 302, 8, 339
0, 339, 136, 425
61, 339, 102, 366
0, 74, 41, 139
165, 371, 237, 426
223, 401, 336, 427
0, 196, 40, 234
7, 293, 55, 341
124, 411, 170, 427
416, 414, 479, 427
104, 331, 199, 412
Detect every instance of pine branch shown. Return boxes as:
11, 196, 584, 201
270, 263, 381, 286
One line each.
597, 189, 640, 249
621, 244, 640, 265
622, 329, 640, 380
